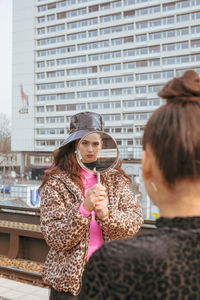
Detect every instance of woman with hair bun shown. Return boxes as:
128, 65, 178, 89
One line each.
80, 70, 200, 300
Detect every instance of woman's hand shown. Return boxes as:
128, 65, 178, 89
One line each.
83, 184, 108, 213
94, 194, 109, 220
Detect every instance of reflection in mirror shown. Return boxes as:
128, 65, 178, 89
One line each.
76, 131, 119, 181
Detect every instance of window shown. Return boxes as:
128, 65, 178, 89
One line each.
67, 7, 87, 18
37, 72, 45, 79
47, 60, 55, 67
38, 16, 45, 23
192, 25, 200, 34
149, 45, 160, 53
56, 105, 67, 111
124, 36, 134, 43
47, 117, 64, 123
88, 78, 97, 85
136, 34, 147, 42
89, 30, 98, 37
136, 86, 146, 94
124, 10, 135, 18
46, 106, 54, 112
38, 27, 45, 34
136, 60, 147, 67
191, 39, 200, 48
47, 24, 65, 33
149, 85, 162, 93
57, 12, 66, 19
89, 5, 98, 12
38, 36, 65, 46
68, 18, 98, 29
67, 79, 87, 87
37, 106, 45, 113
37, 61, 45, 68
37, 117, 44, 124
100, 64, 121, 72
100, 13, 121, 23
47, 14, 55, 21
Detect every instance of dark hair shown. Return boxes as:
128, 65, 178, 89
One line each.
40, 141, 131, 191
40, 141, 83, 190
143, 70, 200, 185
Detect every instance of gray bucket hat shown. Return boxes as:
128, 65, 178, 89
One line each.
60, 111, 104, 148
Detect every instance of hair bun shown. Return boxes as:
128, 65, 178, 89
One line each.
158, 70, 200, 103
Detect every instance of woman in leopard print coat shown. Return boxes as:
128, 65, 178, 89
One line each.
40, 112, 143, 299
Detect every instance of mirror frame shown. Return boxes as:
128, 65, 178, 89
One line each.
76, 131, 119, 174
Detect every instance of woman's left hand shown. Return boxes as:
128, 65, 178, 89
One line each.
94, 194, 109, 220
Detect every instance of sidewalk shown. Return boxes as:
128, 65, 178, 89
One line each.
0, 277, 49, 300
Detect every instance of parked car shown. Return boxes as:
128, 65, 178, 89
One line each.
0, 185, 11, 193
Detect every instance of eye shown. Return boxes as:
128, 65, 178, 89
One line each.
93, 142, 100, 146
81, 141, 88, 145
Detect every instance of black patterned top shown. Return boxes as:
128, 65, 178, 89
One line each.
79, 217, 200, 300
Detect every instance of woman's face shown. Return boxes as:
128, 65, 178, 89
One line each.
77, 133, 102, 163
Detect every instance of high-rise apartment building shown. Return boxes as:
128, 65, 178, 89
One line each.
12, 0, 200, 170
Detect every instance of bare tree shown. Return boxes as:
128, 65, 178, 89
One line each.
0, 113, 11, 154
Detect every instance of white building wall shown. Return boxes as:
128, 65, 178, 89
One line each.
12, 0, 200, 162
12, 0, 35, 151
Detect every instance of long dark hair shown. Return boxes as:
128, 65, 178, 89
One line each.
143, 70, 200, 185
40, 141, 83, 190
40, 140, 131, 191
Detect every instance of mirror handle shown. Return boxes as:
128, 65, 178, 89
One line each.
97, 172, 101, 184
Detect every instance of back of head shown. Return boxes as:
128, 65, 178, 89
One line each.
143, 70, 200, 185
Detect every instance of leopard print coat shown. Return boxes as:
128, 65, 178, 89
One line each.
80, 217, 200, 300
40, 169, 143, 296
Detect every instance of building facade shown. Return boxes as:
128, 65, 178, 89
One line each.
12, 0, 200, 158
12, 0, 200, 217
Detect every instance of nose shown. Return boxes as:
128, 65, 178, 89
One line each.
88, 144, 93, 152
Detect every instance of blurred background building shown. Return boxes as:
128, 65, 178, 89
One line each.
11, 0, 200, 217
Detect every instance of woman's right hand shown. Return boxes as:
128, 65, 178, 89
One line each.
83, 184, 107, 212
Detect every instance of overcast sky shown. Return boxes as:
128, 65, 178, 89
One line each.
0, 0, 12, 118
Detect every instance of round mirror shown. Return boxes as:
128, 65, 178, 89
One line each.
76, 131, 119, 178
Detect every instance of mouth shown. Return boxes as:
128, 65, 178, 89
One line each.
86, 155, 93, 159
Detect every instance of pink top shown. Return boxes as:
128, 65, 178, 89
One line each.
79, 168, 104, 261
